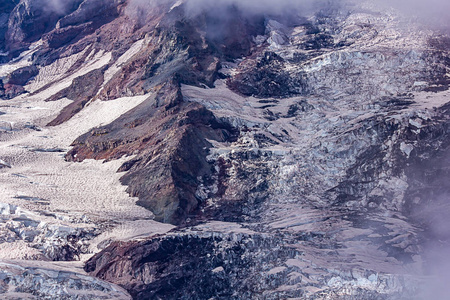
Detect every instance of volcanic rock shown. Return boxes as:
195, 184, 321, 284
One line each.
0, 0, 450, 299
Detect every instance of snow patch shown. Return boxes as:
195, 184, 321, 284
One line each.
400, 142, 414, 158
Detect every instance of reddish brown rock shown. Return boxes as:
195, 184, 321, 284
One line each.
1, 83, 25, 99
67, 81, 237, 224
47, 67, 106, 126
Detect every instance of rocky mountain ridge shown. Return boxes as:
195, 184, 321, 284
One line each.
0, 0, 449, 299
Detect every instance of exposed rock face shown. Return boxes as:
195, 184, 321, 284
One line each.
86, 223, 423, 300
1, 0, 450, 299
0, 65, 38, 99
86, 227, 303, 299
81, 2, 450, 299
0, 82, 25, 99
0, 0, 17, 55
0, 79, 4, 98
4, 0, 127, 56
228, 13, 450, 99
6, 0, 82, 54
46, 67, 106, 126
43, 0, 126, 50
6, 65, 38, 86
67, 81, 238, 224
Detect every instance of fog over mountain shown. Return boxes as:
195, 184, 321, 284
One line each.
34, 0, 450, 26
42, 0, 78, 13
185, 0, 321, 15
122, 0, 450, 30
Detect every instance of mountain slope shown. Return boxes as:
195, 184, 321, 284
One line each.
0, 0, 449, 299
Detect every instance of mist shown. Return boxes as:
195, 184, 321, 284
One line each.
378, 0, 450, 17
369, 0, 450, 29
410, 194, 450, 300
124, 0, 450, 30
41, 0, 79, 14
184, 0, 325, 17
35, 0, 450, 25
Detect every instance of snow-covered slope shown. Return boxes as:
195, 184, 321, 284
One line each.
0, 0, 450, 299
